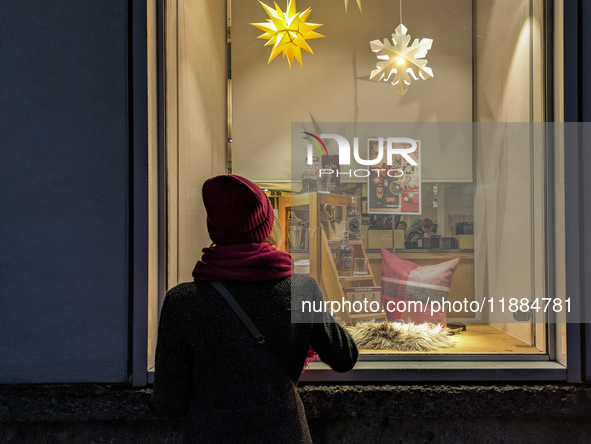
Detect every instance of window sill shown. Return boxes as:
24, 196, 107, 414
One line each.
147, 361, 566, 384
300, 361, 566, 382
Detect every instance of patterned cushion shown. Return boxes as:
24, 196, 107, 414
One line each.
380, 248, 459, 324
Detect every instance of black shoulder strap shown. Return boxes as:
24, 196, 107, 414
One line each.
210, 282, 299, 383
210, 281, 265, 344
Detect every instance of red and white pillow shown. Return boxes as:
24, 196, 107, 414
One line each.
380, 248, 459, 324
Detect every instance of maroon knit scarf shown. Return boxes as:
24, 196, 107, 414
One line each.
192, 242, 293, 282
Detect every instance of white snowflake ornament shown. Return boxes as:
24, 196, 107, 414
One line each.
369, 24, 434, 96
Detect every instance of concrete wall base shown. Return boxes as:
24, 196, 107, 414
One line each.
2, 417, 591, 444
1, 384, 591, 443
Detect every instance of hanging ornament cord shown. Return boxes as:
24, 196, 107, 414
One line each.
399, 0, 403, 24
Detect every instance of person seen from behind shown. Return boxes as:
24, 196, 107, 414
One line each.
153, 174, 358, 443
405, 218, 425, 243
395, 220, 407, 231
422, 218, 435, 237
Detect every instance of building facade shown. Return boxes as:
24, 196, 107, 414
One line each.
1, 0, 591, 442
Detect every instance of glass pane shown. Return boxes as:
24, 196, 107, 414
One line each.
233, 0, 547, 355
156, 0, 555, 362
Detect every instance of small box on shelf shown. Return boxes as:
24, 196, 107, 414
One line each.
367, 230, 392, 250
457, 234, 474, 249
393, 230, 405, 249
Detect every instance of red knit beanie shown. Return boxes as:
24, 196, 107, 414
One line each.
202, 174, 274, 245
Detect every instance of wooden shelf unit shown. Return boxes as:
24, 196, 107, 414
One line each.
280, 193, 387, 323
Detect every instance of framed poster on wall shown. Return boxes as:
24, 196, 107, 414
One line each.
368, 139, 421, 214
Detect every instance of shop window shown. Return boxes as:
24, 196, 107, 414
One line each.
147, 0, 569, 380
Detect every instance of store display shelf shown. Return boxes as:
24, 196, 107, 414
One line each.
364, 250, 475, 261
328, 239, 364, 245
338, 275, 374, 282
291, 253, 310, 261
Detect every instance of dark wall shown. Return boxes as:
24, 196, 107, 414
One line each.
0, 1, 129, 382
581, 0, 591, 382
583, 0, 591, 122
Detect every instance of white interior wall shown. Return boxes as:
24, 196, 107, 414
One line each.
231, 0, 473, 182
473, 0, 545, 345
167, 0, 228, 287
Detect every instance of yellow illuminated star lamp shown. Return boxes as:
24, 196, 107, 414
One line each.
251, 0, 324, 69
369, 24, 434, 96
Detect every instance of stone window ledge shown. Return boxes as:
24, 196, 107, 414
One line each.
1, 384, 591, 423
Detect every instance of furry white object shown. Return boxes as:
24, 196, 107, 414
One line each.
345, 322, 457, 351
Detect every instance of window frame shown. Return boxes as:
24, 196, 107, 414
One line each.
136, 0, 587, 386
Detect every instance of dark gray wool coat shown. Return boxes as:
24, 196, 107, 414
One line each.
153, 273, 358, 444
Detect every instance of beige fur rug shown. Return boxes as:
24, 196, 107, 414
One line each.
345, 322, 457, 351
